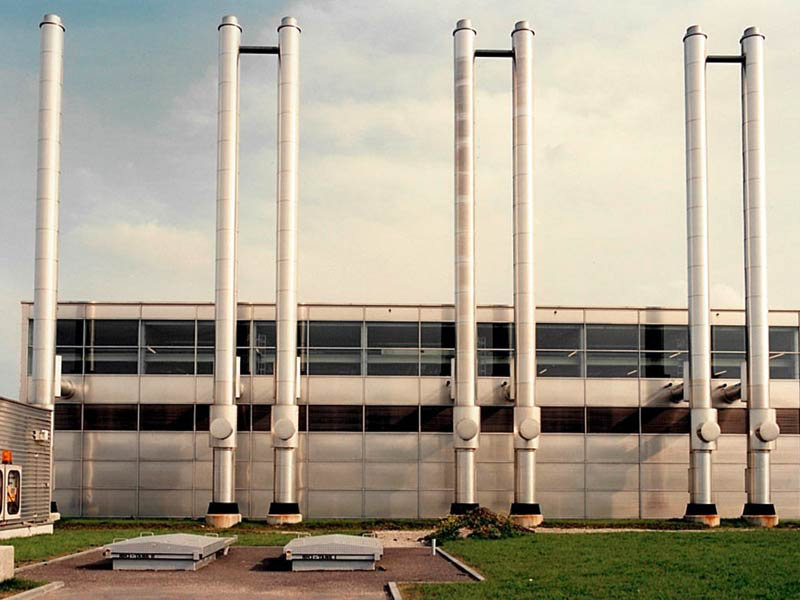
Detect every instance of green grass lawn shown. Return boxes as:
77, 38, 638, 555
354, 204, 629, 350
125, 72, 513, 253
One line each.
404, 530, 800, 599
0, 578, 44, 599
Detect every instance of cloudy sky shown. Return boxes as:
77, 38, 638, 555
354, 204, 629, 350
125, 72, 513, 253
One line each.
1, 1, 798, 398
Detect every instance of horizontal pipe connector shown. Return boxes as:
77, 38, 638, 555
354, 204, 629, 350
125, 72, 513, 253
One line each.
240, 45, 279, 54
707, 54, 744, 63
475, 49, 512, 58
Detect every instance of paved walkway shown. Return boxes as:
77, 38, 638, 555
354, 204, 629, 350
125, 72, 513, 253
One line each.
22, 545, 468, 599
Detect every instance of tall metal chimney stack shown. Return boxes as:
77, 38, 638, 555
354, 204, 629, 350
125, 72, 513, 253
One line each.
451, 18, 481, 514
31, 14, 65, 410
207, 15, 242, 528
682, 25, 721, 527
740, 27, 779, 527
267, 16, 302, 525
509, 20, 542, 527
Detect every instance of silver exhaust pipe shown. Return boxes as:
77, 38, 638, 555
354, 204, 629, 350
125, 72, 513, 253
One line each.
207, 15, 242, 527
31, 14, 65, 410
510, 20, 542, 527
268, 16, 302, 525
682, 26, 720, 526
451, 18, 480, 514
740, 28, 778, 526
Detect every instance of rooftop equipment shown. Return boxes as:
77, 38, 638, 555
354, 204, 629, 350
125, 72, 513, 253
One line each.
102, 533, 236, 571
283, 535, 383, 571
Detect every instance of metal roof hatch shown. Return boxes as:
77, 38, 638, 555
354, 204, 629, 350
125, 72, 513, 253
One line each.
103, 533, 237, 571
283, 534, 384, 571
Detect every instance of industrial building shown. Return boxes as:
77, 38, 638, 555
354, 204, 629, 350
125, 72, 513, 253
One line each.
3, 12, 788, 535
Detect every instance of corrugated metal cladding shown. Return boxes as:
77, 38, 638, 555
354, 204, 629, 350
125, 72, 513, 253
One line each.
0, 397, 52, 527
22, 302, 800, 519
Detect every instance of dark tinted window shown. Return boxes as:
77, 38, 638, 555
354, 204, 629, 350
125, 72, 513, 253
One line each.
478, 350, 511, 377
57, 320, 84, 346
537, 324, 582, 350
712, 353, 745, 379
308, 405, 363, 432
367, 322, 418, 348
309, 321, 361, 348
196, 404, 210, 431
776, 409, 800, 435
83, 404, 137, 431
236, 347, 250, 376
85, 348, 138, 374
198, 321, 215, 346
770, 327, 799, 352
365, 406, 419, 432
421, 406, 453, 432
641, 352, 687, 379
87, 320, 139, 346
366, 349, 419, 376
144, 321, 195, 346
56, 347, 83, 375
537, 351, 582, 377
143, 347, 194, 375
421, 323, 455, 348
641, 408, 690, 433
586, 352, 639, 378
237, 321, 251, 347
587, 407, 639, 434
420, 349, 454, 376
640, 325, 688, 351
237, 404, 251, 432
299, 405, 307, 432
254, 321, 276, 347
770, 353, 799, 380
718, 409, 747, 434
541, 407, 585, 433
252, 405, 271, 431
197, 348, 214, 376
712, 326, 745, 352
586, 325, 638, 350
254, 347, 275, 375
54, 403, 81, 430
307, 349, 361, 375
480, 406, 513, 433
140, 404, 194, 431
478, 323, 513, 349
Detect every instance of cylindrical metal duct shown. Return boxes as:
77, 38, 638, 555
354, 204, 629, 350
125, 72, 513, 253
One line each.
682, 25, 718, 515
741, 27, 776, 514
270, 16, 301, 518
510, 21, 541, 520
209, 15, 241, 513
31, 14, 65, 410
452, 18, 480, 511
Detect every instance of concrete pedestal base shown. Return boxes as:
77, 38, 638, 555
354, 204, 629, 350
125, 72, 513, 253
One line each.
0, 545, 13, 582
266, 513, 303, 525
743, 515, 779, 528
511, 514, 544, 528
205, 513, 242, 529
684, 514, 720, 527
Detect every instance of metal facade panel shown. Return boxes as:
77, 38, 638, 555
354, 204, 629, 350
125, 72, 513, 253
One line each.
640, 434, 689, 463
713, 464, 745, 492
476, 462, 514, 491
714, 492, 747, 518
714, 435, 748, 463
772, 492, 800, 518
638, 309, 687, 325
365, 463, 418, 490
585, 309, 638, 324
193, 490, 211, 517
249, 462, 272, 490
537, 435, 585, 463
537, 491, 585, 518
194, 462, 212, 490
419, 491, 451, 518
477, 307, 514, 322
83, 461, 137, 489
770, 381, 800, 408
141, 305, 196, 319
194, 436, 212, 461
84, 376, 139, 404
476, 491, 514, 514
585, 491, 640, 518
308, 306, 364, 320
536, 308, 584, 323
585, 380, 639, 407
251, 433, 273, 461
139, 462, 193, 490
53, 489, 80, 516
140, 377, 195, 404
54, 431, 82, 460
772, 435, 800, 463
364, 491, 418, 518
771, 465, 800, 491
768, 312, 800, 326
536, 463, 584, 491
54, 461, 81, 489
419, 307, 455, 321
364, 306, 418, 321
586, 435, 639, 463
251, 378, 275, 404
251, 490, 271, 516
535, 379, 584, 406
138, 490, 193, 516
235, 491, 251, 517
307, 378, 363, 404
641, 491, 688, 518
420, 379, 450, 405
307, 462, 362, 490
419, 434, 453, 463
83, 433, 137, 461
195, 377, 213, 405
308, 434, 363, 462
639, 380, 682, 407
364, 378, 419, 405
364, 434, 418, 461
586, 464, 639, 491
640, 464, 688, 491
237, 433, 251, 461
710, 311, 745, 326
477, 379, 508, 405
235, 461, 250, 489
419, 462, 454, 490
139, 433, 194, 461
307, 491, 362, 518
82, 489, 137, 517
475, 434, 513, 463
85, 304, 141, 319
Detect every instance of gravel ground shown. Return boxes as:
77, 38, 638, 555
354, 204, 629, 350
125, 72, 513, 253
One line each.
22, 545, 468, 600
